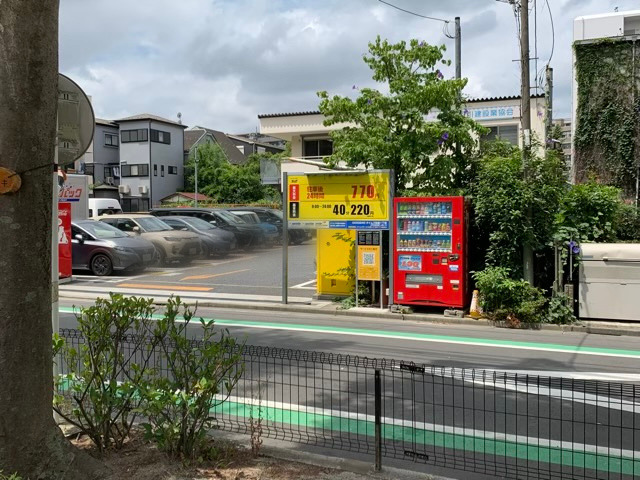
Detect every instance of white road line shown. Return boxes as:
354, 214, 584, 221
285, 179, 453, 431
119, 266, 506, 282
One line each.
292, 279, 317, 289
424, 367, 640, 413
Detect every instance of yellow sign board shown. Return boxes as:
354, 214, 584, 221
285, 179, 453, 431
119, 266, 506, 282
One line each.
357, 245, 381, 281
287, 172, 390, 229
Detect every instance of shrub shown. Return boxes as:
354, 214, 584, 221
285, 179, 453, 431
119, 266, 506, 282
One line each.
53, 294, 157, 451
614, 203, 640, 241
141, 298, 244, 460
473, 267, 546, 325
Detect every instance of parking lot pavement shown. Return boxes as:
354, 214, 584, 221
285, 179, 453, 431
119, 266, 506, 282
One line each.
67, 242, 318, 301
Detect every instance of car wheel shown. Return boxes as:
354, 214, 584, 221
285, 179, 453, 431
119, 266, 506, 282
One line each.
90, 254, 113, 276
156, 249, 167, 266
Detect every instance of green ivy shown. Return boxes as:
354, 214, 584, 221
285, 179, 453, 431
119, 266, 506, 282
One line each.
574, 39, 640, 198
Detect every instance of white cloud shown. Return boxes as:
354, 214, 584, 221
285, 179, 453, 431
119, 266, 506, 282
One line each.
59, 0, 639, 133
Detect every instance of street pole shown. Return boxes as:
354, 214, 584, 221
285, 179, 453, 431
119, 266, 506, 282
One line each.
194, 146, 199, 208
282, 172, 289, 304
455, 17, 461, 79
545, 66, 553, 149
520, 0, 534, 285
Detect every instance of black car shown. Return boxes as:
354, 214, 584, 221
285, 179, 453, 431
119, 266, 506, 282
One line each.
227, 207, 310, 245
151, 208, 263, 250
160, 216, 236, 258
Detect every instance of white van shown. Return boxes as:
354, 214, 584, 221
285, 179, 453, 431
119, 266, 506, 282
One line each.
89, 198, 123, 218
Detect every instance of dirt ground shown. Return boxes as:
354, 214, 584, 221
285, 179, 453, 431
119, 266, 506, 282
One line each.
71, 431, 368, 480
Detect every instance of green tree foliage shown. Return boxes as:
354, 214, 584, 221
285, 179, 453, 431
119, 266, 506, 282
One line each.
473, 143, 568, 276
184, 143, 272, 204
318, 36, 486, 193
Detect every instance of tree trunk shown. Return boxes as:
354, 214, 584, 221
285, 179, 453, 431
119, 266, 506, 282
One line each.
0, 2, 106, 478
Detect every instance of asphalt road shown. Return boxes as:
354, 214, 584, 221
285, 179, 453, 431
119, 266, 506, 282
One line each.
68, 242, 317, 300
56, 303, 640, 480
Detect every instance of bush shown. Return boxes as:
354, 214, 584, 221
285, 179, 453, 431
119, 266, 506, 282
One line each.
473, 267, 546, 325
53, 294, 157, 451
614, 203, 640, 241
141, 298, 244, 460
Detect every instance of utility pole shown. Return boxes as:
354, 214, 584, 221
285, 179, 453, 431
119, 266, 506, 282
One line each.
519, 0, 534, 285
455, 17, 461, 79
194, 146, 199, 208
545, 65, 553, 149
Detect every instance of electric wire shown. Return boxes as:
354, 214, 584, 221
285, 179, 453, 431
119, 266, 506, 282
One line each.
376, 0, 450, 24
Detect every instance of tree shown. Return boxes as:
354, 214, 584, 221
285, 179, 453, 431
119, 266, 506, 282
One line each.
318, 36, 485, 193
184, 143, 274, 204
0, 1, 104, 478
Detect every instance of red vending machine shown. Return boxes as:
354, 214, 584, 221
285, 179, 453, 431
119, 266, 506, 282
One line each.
393, 196, 467, 309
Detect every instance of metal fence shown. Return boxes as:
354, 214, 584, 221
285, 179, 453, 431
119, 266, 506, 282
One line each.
58, 329, 640, 480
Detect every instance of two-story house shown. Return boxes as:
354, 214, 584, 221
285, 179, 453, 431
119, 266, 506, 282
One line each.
115, 114, 186, 212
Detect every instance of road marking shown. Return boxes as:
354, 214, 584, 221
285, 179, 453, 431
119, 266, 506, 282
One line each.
215, 396, 640, 474
115, 283, 213, 292
57, 306, 640, 359
292, 279, 317, 290
181, 269, 249, 281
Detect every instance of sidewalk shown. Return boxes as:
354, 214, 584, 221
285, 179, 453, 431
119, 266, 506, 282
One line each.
59, 287, 640, 338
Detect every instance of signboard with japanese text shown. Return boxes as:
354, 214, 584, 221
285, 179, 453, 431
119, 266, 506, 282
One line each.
287, 171, 391, 230
58, 202, 72, 279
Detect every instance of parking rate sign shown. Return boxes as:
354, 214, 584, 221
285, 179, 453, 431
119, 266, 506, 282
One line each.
287, 172, 391, 230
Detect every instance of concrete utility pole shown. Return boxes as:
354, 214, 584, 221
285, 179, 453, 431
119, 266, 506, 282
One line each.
545, 65, 553, 148
455, 17, 462, 79
519, 0, 534, 285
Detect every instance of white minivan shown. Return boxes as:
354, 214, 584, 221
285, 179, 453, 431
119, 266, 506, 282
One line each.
89, 198, 123, 218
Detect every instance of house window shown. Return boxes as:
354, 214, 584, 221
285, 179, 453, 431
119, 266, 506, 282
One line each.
161, 165, 165, 177
121, 129, 148, 143
168, 166, 178, 175
104, 165, 120, 179
303, 138, 333, 158
154, 164, 158, 176
482, 125, 519, 145
150, 129, 171, 144
104, 133, 119, 147
121, 164, 149, 177
81, 163, 94, 176
121, 197, 150, 213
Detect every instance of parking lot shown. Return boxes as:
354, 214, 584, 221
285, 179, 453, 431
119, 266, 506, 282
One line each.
68, 242, 317, 302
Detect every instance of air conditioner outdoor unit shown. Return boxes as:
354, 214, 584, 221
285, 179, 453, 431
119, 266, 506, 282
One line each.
118, 185, 130, 195
106, 177, 114, 185
139, 185, 149, 195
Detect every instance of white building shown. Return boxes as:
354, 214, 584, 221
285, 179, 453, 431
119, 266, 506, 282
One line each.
572, 9, 640, 181
258, 95, 546, 183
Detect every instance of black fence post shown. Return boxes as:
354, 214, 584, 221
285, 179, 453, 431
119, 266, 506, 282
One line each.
374, 368, 382, 472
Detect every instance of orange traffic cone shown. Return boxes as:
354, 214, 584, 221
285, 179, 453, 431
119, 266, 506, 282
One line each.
469, 290, 482, 319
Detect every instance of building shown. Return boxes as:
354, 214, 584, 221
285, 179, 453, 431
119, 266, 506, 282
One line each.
184, 127, 284, 166
258, 95, 547, 184
233, 133, 287, 149
114, 114, 186, 212
553, 118, 572, 165
160, 192, 212, 204
572, 9, 640, 188
88, 118, 121, 185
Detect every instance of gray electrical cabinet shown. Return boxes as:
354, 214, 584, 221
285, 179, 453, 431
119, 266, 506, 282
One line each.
579, 244, 640, 321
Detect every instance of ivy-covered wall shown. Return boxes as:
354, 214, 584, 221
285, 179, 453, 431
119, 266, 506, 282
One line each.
574, 39, 640, 199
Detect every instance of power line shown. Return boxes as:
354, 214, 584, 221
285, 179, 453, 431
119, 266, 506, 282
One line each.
376, 0, 450, 24
545, 0, 555, 65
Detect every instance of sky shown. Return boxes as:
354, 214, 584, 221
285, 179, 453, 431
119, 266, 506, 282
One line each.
60, 0, 639, 134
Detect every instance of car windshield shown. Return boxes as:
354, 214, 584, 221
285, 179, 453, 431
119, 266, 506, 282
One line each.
272, 210, 283, 220
235, 212, 259, 224
79, 221, 128, 239
181, 217, 216, 230
135, 216, 172, 232
214, 210, 244, 224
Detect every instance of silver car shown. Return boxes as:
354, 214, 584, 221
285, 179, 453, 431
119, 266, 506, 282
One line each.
71, 220, 157, 276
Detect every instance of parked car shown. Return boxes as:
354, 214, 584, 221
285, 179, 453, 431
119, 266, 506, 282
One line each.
229, 210, 279, 246
97, 214, 201, 265
151, 208, 263, 250
88, 198, 122, 217
160, 216, 236, 258
227, 207, 311, 245
71, 219, 157, 276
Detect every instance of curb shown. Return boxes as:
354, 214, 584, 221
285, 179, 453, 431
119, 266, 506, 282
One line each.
59, 291, 640, 338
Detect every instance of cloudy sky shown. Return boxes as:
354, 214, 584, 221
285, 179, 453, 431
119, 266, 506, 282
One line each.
60, 0, 637, 134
